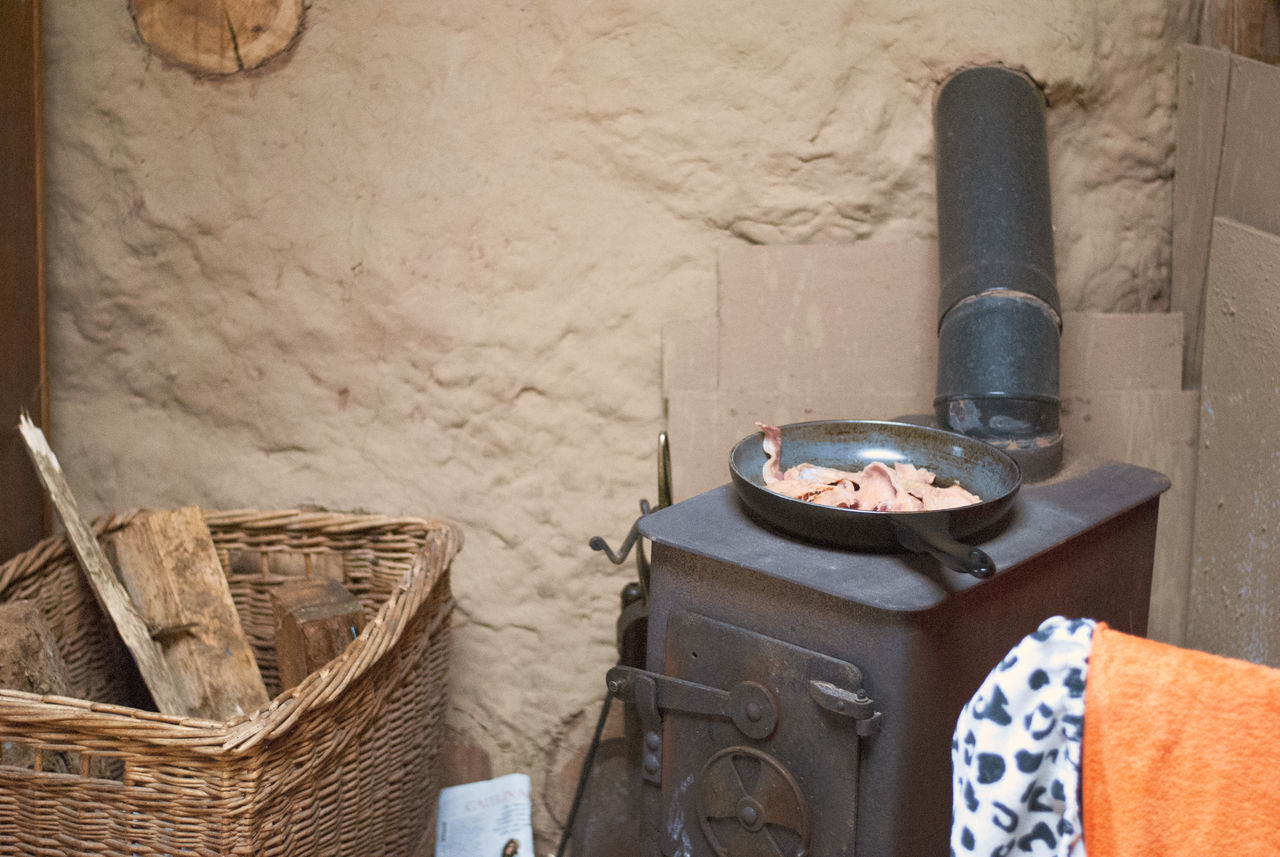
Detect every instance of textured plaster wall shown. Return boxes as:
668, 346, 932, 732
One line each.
41, 0, 1197, 842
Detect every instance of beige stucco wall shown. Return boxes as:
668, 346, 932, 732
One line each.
41, 0, 1198, 843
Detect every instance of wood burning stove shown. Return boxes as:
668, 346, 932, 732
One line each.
571, 64, 1170, 857
585, 454, 1167, 857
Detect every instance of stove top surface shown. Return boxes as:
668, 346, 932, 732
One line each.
638, 454, 1169, 611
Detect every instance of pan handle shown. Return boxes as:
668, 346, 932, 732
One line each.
889, 517, 996, 579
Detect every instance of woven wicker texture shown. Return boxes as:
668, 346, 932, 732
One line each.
0, 508, 460, 857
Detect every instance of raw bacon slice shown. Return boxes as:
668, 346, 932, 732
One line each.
758, 422, 786, 484
858, 462, 925, 511
762, 477, 835, 502
785, 463, 865, 483
754, 423, 981, 510
808, 480, 860, 508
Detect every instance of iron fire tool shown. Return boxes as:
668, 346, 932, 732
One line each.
562, 432, 671, 857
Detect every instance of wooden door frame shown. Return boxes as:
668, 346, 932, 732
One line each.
1, 0, 49, 562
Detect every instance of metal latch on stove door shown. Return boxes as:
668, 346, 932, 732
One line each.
808, 678, 883, 738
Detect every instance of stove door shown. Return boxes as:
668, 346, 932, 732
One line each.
655, 611, 874, 857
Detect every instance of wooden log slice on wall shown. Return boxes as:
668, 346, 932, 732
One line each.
129, 0, 303, 75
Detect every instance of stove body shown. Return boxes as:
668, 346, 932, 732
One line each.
622, 456, 1167, 857
580, 65, 1142, 857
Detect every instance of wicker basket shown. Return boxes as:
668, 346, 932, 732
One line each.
0, 508, 460, 857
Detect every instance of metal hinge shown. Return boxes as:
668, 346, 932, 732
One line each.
606, 665, 782, 785
606, 663, 883, 786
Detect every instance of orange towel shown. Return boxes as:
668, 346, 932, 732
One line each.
1083, 623, 1280, 855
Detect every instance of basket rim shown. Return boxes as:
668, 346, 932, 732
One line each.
0, 507, 461, 756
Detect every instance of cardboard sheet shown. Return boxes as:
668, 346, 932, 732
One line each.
1173, 47, 1280, 388
1187, 218, 1280, 666
664, 240, 1198, 644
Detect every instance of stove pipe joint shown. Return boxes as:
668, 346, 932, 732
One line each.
933, 65, 1063, 481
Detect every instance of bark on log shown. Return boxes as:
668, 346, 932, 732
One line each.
0, 600, 75, 772
0, 600, 71, 698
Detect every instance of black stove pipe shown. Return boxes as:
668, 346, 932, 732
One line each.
933, 66, 1063, 481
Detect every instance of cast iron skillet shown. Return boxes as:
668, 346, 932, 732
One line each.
729, 420, 1022, 578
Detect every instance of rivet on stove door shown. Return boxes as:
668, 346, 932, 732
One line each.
642, 730, 663, 781
736, 797, 764, 832
729, 682, 778, 740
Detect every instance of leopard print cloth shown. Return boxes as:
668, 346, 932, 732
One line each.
951, 616, 1095, 857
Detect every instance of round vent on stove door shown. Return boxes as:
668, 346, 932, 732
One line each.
696, 746, 812, 857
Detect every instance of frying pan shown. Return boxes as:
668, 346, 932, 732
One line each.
729, 420, 1022, 578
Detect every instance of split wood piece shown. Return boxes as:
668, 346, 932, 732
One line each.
0, 599, 73, 774
0, 599, 71, 701
130, 0, 303, 75
109, 506, 270, 721
270, 578, 366, 691
0, 600, 104, 776
17, 415, 191, 718
0, 604, 64, 772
